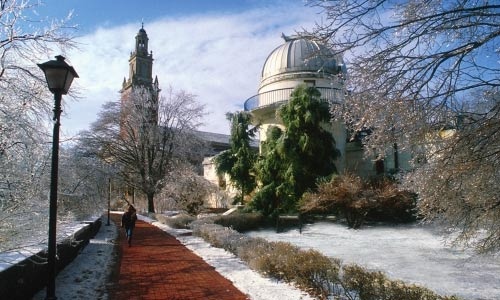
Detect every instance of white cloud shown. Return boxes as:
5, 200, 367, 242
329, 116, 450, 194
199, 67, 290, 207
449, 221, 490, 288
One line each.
63, 3, 319, 137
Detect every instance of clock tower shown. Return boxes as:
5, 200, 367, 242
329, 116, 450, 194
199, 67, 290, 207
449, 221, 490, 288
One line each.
121, 25, 160, 126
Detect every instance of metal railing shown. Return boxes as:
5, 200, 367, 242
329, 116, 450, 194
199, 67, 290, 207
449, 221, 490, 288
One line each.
244, 87, 341, 111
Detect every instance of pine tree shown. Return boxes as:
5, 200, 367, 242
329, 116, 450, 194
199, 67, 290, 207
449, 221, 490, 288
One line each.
213, 111, 257, 204
253, 85, 339, 216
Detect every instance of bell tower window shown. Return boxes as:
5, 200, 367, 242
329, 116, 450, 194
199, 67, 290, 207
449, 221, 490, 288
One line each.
125, 25, 154, 87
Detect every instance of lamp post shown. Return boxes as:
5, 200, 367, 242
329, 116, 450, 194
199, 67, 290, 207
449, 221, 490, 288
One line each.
107, 177, 111, 226
38, 55, 78, 300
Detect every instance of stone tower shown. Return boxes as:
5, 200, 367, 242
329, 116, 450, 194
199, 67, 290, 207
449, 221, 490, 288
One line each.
121, 25, 160, 127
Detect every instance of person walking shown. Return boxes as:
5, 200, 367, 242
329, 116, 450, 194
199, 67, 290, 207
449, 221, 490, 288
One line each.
121, 205, 138, 246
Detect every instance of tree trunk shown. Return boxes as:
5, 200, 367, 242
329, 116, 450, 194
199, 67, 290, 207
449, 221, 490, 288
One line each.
147, 192, 155, 213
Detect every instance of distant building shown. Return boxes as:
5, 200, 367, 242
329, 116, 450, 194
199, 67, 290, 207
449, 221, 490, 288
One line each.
194, 131, 259, 208
120, 25, 161, 132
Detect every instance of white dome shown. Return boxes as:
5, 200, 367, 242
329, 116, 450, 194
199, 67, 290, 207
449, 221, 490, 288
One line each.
261, 34, 345, 86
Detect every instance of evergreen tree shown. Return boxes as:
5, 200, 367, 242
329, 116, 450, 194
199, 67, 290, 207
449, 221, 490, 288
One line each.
213, 111, 257, 204
279, 85, 339, 197
251, 126, 289, 216
253, 85, 339, 216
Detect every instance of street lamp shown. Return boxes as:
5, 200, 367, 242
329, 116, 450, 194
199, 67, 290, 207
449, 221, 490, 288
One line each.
107, 177, 111, 226
38, 55, 78, 300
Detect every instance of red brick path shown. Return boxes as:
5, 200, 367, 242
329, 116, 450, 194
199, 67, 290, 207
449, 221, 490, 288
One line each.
110, 213, 249, 300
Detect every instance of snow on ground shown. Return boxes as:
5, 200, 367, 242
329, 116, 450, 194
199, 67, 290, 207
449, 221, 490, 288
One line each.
16, 215, 500, 300
0, 221, 92, 271
0, 247, 45, 272
29, 214, 314, 300
32, 220, 117, 300
247, 221, 500, 300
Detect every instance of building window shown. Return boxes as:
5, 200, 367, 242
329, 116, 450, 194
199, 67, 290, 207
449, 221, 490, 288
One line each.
304, 80, 316, 87
218, 175, 226, 189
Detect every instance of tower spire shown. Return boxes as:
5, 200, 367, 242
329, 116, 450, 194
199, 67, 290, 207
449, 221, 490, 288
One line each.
121, 25, 155, 90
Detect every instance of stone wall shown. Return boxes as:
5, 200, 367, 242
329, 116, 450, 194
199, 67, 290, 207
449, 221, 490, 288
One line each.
0, 218, 101, 299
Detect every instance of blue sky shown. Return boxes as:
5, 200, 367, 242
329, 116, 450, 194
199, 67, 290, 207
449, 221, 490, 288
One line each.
32, 0, 320, 136
39, 0, 286, 34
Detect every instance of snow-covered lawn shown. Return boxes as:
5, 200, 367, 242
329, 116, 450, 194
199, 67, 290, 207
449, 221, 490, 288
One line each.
246, 221, 500, 300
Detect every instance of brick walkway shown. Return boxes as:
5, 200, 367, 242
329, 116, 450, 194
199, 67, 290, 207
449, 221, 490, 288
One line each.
109, 213, 249, 300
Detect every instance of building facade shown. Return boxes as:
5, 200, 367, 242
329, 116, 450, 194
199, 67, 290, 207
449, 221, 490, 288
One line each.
244, 34, 406, 178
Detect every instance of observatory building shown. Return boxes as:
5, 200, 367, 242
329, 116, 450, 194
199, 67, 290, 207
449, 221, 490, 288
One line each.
243, 34, 402, 176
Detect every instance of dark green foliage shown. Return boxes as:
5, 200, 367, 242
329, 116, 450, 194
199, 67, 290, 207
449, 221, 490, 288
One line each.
213, 111, 257, 204
252, 85, 339, 216
251, 126, 292, 216
278, 85, 339, 190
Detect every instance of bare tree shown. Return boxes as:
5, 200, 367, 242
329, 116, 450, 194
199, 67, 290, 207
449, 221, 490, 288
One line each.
157, 163, 215, 215
305, 0, 500, 251
0, 0, 76, 250
408, 90, 500, 252
90, 86, 206, 213
57, 144, 112, 220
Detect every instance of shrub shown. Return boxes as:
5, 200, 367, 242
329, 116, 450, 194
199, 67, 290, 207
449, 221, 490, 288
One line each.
191, 221, 253, 254
300, 174, 374, 228
213, 212, 266, 232
236, 238, 341, 298
367, 179, 417, 223
343, 264, 390, 300
259, 241, 300, 281
236, 236, 274, 269
300, 174, 416, 228
156, 213, 196, 229
289, 249, 341, 296
342, 264, 460, 300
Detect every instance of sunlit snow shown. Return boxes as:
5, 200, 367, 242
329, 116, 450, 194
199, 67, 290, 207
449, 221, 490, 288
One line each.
32, 219, 117, 300
247, 221, 500, 300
